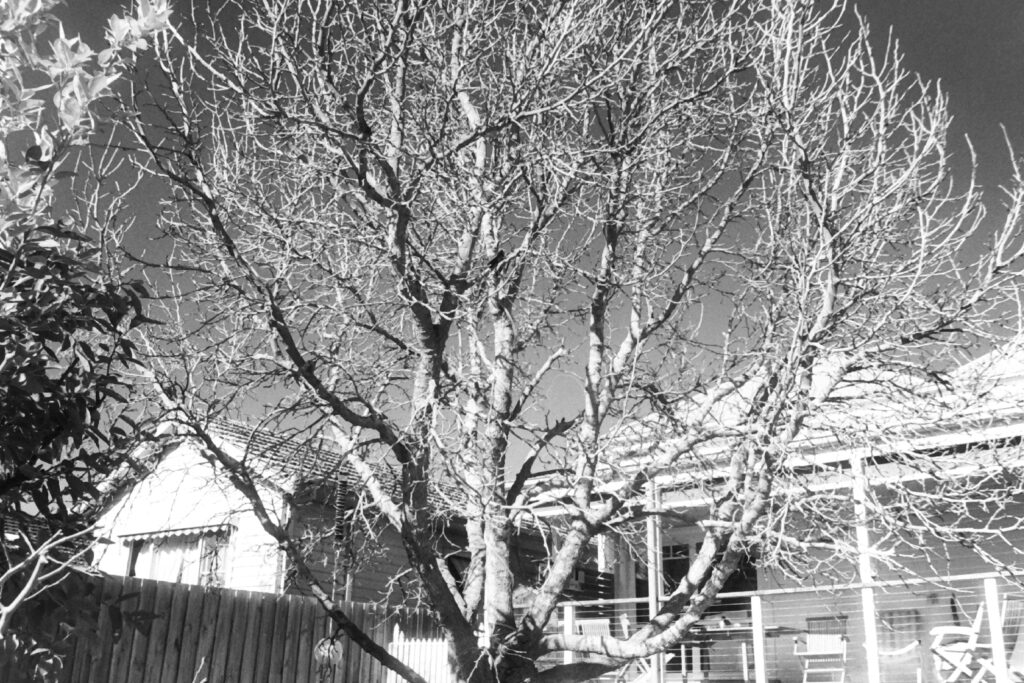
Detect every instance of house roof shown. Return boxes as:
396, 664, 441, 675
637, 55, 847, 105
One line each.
578, 340, 1024, 503
2, 515, 56, 544
178, 419, 467, 513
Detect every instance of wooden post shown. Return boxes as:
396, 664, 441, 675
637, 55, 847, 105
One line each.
563, 603, 575, 666
646, 482, 664, 683
752, 594, 768, 683
984, 578, 1009, 683
851, 451, 882, 683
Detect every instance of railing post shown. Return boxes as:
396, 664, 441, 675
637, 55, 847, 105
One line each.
646, 482, 664, 683
860, 585, 882, 683
851, 450, 882, 683
984, 577, 1009, 683
751, 594, 768, 683
563, 603, 575, 666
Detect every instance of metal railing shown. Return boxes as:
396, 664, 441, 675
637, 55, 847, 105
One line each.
552, 572, 1024, 683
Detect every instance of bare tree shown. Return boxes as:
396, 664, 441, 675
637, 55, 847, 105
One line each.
116, 0, 1024, 681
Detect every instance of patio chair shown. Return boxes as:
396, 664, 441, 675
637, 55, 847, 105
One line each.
969, 599, 1024, 683
794, 616, 848, 683
575, 618, 613, 661
931, 599, 1024, 683
930, 603, 987, 683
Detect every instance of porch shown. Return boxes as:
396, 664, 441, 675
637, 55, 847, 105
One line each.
553, 571, 1024, 683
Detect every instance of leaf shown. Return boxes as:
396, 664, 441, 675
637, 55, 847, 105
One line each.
128, 313, 162, 329
87, 73, 119, 100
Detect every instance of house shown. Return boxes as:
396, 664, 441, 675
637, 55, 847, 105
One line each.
91, 420, 611, 607
557, 342, 1024, 683
92, 341, 1024, 683
92, 420, 398, 601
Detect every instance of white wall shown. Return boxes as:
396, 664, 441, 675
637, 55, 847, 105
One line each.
93, 441, 287, 594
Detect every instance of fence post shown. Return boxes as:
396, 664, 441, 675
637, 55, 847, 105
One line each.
563, 603, 575, 666
984, 577, 1009, 683
751, 594, 767, 683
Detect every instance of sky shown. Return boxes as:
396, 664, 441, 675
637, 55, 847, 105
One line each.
52, 0, 1024, 445
853, 0, 1024, 193
61, 0, 1024, 195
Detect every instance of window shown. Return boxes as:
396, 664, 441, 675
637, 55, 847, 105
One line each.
125, 526, 231, 587
663, 544, 690, 591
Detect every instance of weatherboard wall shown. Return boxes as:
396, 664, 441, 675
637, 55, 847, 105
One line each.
93, 442, 286, 594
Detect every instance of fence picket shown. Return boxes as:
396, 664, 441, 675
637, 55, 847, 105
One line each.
252, 593, 278, 683
106, 577, 140, 683
206, 588, 237, 682
280, 595, 302, 683
143, 578, 175, 680
225, 591, 256, 683
126, 577, 159, 680
172, 583, 205, 682
294, 598, 317, 683
191, 586, 222, 682
158, 582, 194, 683
266, 595, 289, 683
1, 575, 454, 683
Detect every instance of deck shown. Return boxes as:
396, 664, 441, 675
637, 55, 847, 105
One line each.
555, 571, 1024, 683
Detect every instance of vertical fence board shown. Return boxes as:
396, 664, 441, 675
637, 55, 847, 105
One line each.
10, 575, 454, 683
126, 577, 159, 681
191, 587, 222, 682
142, 579, 175, 680
106, 577, 141, 683
86, 575, 121, 683
313, 612, 336, 683
354, 603, 373, 683
279, 596, 302, 683
266, 596, 289, 683
253, 594, 278, 683
66, 575, 102, 683
224, 590, 254, 683
158, 582, 194, 683
336, 603, 357, 683
295, 598, 318, 683
206, 588, 237, 682
236, 593, 263, 683
172, 584, 206, 683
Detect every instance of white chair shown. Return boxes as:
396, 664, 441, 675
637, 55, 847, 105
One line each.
969, 600, 1024, 683
575, 618, 613, 662
794, 616, 848, 683
931, 603, 986, 683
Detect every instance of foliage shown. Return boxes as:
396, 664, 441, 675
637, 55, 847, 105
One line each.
0, 0, 168, 676
1, 0, 169, 524
121, 1, 1024, 682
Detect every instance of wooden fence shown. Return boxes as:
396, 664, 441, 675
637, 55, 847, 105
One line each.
1, 574, 452, 683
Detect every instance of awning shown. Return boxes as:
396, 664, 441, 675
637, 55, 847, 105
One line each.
119, 523, 233, 543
